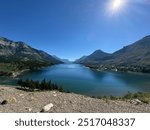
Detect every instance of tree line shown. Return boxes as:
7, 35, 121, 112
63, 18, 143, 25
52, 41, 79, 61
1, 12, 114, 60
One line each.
17, 79, 65, 92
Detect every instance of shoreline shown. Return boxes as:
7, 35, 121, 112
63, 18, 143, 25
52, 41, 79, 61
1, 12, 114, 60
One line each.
84, 64, 150, 74
0, 86, 150, 113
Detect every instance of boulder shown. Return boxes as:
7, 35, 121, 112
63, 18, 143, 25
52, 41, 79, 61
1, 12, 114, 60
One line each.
40, 103, 54, 112
130, 99, 142, 105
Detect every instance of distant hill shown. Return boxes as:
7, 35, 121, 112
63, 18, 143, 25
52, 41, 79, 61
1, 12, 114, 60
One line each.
53, 55, 71, 63
75, 36, 150, 70
75, 50, 110, 64
74, 56, 87, 63
0, 37, 62, 67
61, 59, 72, 63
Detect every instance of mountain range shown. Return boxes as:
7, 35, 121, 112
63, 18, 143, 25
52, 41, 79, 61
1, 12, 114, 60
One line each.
75, 36, 150, 68
0, 37, 62, 65
0, 35, 150, 73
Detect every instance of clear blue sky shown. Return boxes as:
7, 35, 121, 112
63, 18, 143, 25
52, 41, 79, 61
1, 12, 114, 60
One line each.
0, 0, 150, 60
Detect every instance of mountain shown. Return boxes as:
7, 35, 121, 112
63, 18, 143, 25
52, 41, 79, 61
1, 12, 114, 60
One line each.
61, 59, 72, 63
53, 55, 71, 63
105, 36, 150, 66
75, 50, 110, 64
0, 37, 62, 65
75, 56, 87, 63
76, 36, 150, 71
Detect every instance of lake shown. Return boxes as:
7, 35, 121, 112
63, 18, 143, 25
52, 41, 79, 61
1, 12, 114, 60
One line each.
1, 64, 150, 96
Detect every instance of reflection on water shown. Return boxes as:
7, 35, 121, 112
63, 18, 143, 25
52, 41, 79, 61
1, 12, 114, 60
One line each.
0, 64, 150, 96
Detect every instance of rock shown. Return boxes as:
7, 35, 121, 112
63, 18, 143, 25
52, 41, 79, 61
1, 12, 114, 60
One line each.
53, 94, 57, 97
25, 107, 32, 112
40, 103, 54, 112
30, 97, 35, 100
130, 99, 142, 105
9, 97, 17, 103
1, 98, 17, 105
1, 100, 8, 105
19, 94, 24, 97
53, 92, 57, 96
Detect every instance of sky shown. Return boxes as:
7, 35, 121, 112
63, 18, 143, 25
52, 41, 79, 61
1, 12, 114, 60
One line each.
0, 0, 150, 60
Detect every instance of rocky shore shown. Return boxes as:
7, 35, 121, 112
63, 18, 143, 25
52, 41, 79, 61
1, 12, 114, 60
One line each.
0, 86, 150, 113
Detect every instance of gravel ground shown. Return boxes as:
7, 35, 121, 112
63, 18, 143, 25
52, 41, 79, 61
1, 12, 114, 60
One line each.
0, 86, 150, 113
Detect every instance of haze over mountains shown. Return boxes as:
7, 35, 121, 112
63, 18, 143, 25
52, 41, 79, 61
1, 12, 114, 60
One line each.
75, 36, 150, 67
0, 37, 62, 65
53, 55, 72, 63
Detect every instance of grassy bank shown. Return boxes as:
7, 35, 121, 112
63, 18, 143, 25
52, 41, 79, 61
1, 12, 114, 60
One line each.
91, 92, 150, 104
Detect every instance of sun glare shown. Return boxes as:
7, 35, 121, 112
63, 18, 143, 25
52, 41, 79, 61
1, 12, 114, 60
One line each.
106, 0, 127, 16
112, 0, 123, 10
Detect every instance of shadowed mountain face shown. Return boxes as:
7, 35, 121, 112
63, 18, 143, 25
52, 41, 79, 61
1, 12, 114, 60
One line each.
0, 37, 62, 64
76, 36, 150, 67
109, 36, 150, 66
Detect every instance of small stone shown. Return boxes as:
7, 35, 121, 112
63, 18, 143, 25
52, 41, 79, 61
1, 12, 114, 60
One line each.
53, 94, 57, 97
40, 103, 54, 112
19, 94, 24, 97
25, 107, 32, 112
31, 97, 35, 100
1, 100, 8, 105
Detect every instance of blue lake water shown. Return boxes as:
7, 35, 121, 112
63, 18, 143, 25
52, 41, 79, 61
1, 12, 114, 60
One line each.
0, 64, 150, 96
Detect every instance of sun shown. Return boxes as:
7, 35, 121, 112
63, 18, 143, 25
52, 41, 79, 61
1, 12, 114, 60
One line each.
106, 0, 126, 15
112, 0, 123, 10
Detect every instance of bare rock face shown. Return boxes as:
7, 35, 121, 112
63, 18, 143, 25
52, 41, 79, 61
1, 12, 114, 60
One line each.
40, 103, 54, 112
